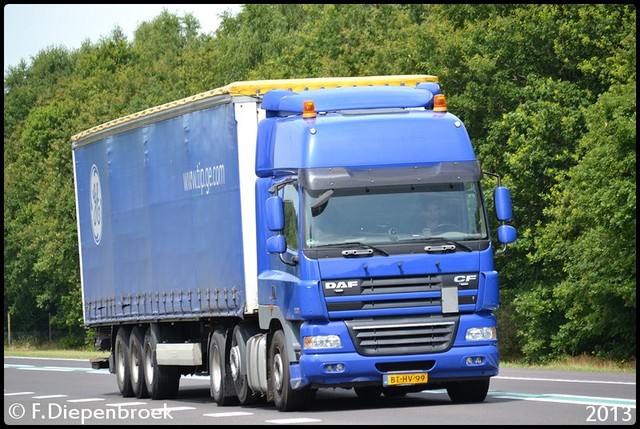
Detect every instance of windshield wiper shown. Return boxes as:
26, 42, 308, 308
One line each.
400, 237, 473, 252
422, 237, 472, 252
312, 241, 389, 257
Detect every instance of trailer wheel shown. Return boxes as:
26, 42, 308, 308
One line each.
269, 330, 316, 411
143, 325, 180, 400
129, 326, 148, 399
209, 329, 238, 406
446, 378, 490, 403
230, 324, 264, 405
115, 328, 134, 397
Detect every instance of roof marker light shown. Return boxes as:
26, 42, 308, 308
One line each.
433, 94, 447, 112
303, 100, 317, 118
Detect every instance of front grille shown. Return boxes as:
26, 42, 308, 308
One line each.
323, 274, 478, 314
345, 315, 458, 356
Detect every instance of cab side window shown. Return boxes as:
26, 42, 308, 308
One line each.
282, 184, 299, 251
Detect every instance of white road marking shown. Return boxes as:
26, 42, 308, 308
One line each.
21, 366, 74, 372
495, 375, 636, 386
488, 391, 636, 408
151, 406, 196, 412
265, 418, 323, 424
32, 394, 68, 399
67, 398, 105, 403
203, 411, 254, 417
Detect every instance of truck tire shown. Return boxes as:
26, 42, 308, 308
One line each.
230, 324, 264, 405
209, 329, 239, 406
269, 330, 316, 411
446, 378, 490, 403
143, 324, 180, 400
115, 327, 134, 397
129, 326, 149, 399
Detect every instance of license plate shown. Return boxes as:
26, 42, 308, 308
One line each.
383, 372, 428, 386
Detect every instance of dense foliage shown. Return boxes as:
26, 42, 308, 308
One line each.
4, 5, 635, 361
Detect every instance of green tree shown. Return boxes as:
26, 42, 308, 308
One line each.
423, 4, 635, 361
129, 9, 202, 103
523, 81, 636, 360
4, 46, 77, 339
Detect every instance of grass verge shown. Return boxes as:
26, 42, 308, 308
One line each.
4, 346, 109, 360
502, 355, 636, 373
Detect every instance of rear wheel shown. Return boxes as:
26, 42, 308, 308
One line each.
129, 326, 148, 399
446, 378, 490, 403
209, 329, 238, 406
230, 324, 264, 405
143, 324, 180, 399
269, 330, 316, 411
115, 328, 134, 398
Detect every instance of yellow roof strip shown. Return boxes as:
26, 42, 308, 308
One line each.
71, 75, 438, 142
221, 75, 438, 94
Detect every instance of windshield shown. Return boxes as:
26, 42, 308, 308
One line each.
303, 182, 488, 249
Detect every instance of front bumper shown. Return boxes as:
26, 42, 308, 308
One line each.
290, 344, 498, 389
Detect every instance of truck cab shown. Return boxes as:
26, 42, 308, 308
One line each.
251, 81, 516, 408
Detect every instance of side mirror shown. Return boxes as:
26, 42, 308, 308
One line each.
266, 196, 287, 256
494, 186, 513, 222
266, 196, 284, 231
266, 235, 287, 254
497, 224, 517, 244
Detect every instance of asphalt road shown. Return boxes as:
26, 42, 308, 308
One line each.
4, 356, 636, 425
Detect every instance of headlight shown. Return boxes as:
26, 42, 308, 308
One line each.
465, 327, 496, 341
303, 335, 341, 349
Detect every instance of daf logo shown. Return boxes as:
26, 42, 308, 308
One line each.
453, 274, 477, 286
324, 280, 359, 290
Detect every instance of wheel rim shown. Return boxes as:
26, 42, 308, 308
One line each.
229, 344, 240, 382
273, 351, 284, 394
131, 352, 138, 384
211, 345, 222, 394
117, 344, 126, 384
144, 343, 154, 386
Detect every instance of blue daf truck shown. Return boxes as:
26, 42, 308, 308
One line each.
71, 75, 516, 411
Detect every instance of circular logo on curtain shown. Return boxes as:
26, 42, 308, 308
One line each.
90, 164, 103, 245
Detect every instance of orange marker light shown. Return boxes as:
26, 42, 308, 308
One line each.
302, 100, 317, 118
433, 94, 447, 112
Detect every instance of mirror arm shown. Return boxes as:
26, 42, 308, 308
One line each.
279, 253, 298, 266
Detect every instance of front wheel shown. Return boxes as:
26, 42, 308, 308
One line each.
446, 378, 490, 403
269, 330, 316, 411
